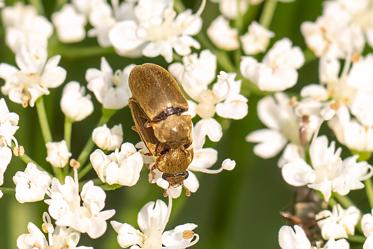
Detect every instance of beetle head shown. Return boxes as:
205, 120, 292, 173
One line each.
152, 115, 192, 147
156, 147, 193, 187
162, 171, 189, 187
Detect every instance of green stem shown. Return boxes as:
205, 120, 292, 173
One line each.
77, 109, 117, 166
53, 46, 115, 59
259, 0, 278, 28
348, 235, 366, 244
365, 179, 373, 208
78, 163, 93, 180
36, 98, 52, 144
0, 187, 15, 194
334, 193, 354, 208
29, 0, 44, 14
64, 117, 72, 151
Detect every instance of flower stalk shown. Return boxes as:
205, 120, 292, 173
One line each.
259, 0, 278, 28
36, 98, 52, 144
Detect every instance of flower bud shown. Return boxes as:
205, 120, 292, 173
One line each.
46, 140, 71, 168
92, 124, 123, 151
60, 81, 94, 122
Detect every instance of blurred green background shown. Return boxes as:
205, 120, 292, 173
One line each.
0, 0, 325, 248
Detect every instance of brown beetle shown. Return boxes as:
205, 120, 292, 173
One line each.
281, 187, 326, 243
128, 63, 193, 188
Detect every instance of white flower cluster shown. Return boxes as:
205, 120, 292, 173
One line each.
2, 0, 373, 247
0, 1, 245, 248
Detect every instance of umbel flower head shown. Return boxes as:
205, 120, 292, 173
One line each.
111, 198, 199, 249
0, 45, 66, 107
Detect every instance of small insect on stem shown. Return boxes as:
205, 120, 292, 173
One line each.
128, 63, 194, 195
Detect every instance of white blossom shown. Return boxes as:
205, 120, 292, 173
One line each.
52, 4, 87, 43
169, 49, 217, 100
60, 81, 94, 122
45, 171, 115, 239
109, 0, 202, 62
0, 98, 19, 197
86, 58, 134, 109
13, 163, 51, 203
240, 38, 304, 92
17, 219, 92, 249
92, 124, 123, 151
364, 235, 373, 249
241, 22, 274, 55
111, 199, 199, 249
316, 204, 360, 240
278, 225, 349, 249
362, 209, 373, 237
90, 143, 143, 186
87, 0, 136, 47
246, 93, 306, 159
0, 45, 66, 107
46, 140, 72, 168
150, 124, 235, 197
170, 51, 247, 141
0, 98, 19, 146
207, 15, 239, 51
278, 225, 311, 249
329, 107, 373, 152
1, 3, 53, 51
282, 135, 373, 201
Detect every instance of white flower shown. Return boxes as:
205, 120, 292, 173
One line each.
170, 51, 248, 138
72, 0, 107, 15
241, 22, 274, 55
45, 172, 115, 239
316, 205, 360, 240
46, 141, 72, 168
323, 238, 350, 249
207, 15, 239, 51
109, 0, 202, 62
90, 143, 143, 186
2, 3, 53, 51
52, 4, 87, 43
92, 124, 123, 151
278, 225, 311, 249
13, 163, 51, 203
0, 98, 19, 146
17, 220, 92, 249
87, 1, 116, 47
215, 0, 250, 19
17, 222, 49, 249
240, 38, 304, 92
60, 81, 94, 122
282, 135, 373, 201
301, 16, 363, 58
0, 45, 66, 107
151, 124, 234, 197
329, 107, 373, 152
111, 199, 199, 249
87, 0, 136, 47
246, 93, 303, 159
362, 209, 373, 237
188, 71, 248, 122
86, 58, 134, 109
364, 235, 373, 249
169, 49, 217, 100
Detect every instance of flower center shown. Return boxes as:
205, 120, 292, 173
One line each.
112, 70, 122, 87
195, 90, 218, 118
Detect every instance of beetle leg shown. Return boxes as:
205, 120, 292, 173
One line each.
163, 189, 169, 198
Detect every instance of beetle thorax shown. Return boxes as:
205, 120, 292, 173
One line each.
151, 115, 192, 146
